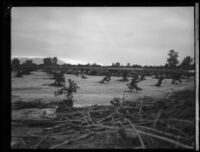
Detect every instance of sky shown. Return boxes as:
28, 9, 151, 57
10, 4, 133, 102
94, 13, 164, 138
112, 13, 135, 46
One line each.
11, 7, 194, 66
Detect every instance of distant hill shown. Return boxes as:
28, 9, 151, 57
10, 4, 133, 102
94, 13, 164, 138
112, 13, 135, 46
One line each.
12, 57, 66, 65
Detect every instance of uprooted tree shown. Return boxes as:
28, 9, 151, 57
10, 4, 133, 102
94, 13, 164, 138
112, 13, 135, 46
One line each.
54, 79, 79, 111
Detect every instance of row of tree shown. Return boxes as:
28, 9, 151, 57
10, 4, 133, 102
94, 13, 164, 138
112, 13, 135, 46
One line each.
11, 50, 195, 70
165, 49, 194, 69
110, 50, 194, 69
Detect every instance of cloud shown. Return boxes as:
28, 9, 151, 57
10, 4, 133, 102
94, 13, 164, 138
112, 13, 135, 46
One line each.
12, 7, 194, 65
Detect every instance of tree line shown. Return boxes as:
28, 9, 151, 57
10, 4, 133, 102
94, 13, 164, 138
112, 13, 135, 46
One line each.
11, 50, 195, 71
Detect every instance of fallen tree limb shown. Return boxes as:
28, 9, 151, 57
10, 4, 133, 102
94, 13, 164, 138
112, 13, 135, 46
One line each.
135, 129, 193, 149
50, 134, 93, 149
125, 118, 145, 149
33, 135, 49, 149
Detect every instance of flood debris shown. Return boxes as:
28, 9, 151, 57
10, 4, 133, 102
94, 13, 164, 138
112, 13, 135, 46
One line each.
12, 99, 48, 110
12, 89, 195, 149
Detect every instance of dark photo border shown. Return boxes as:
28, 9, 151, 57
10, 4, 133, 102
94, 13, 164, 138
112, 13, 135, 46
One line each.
1, 0, 199, 151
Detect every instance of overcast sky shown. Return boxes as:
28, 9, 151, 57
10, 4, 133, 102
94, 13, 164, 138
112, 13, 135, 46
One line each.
11, 7, 194, 66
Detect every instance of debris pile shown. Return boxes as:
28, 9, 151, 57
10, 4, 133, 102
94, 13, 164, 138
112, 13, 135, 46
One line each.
12, 90, 195, 149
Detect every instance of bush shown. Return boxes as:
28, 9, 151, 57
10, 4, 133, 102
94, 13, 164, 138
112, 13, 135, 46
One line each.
110, 97, 122, 107
89, 70, 98, 75
53, 71, 65, 86
15, 70, 23, 77
54, 79, 79, 111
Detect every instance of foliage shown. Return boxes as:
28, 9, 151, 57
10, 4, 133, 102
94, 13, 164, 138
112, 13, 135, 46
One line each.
100, 75, 111, 83
12, 58, 20, 66
43, 57, 57, 66
53, 71, 65, 86
89, 70, 98, 75
12, 58, 20, 71
19, 59, 38, 74
24, 59, 33, 65
167, 49, 179, 68
132, 64, 142, 68
110, 97, 122, 107
122, 70, 129, 81
112, 62, 121, 67
54, 79, 79, 109
21, 68, 31, 75
91, 63, 101, 67
15, 70, 23, 77
179, 56, 193, 69
127, 63, 131, 67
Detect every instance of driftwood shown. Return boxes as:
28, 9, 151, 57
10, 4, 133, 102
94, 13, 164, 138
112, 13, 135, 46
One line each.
12, 90, 195, 149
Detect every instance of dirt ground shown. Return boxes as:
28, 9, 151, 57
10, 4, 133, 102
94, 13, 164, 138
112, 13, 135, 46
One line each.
11, 70, 195, 107
11, 70, 195, 149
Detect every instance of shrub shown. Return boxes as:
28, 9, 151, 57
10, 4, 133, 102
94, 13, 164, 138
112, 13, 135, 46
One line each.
89, 70, 98, 75
54, 79, 79, 111
15, 70, 23, 77
53, 71, 65, 86
110, 97, 122, 107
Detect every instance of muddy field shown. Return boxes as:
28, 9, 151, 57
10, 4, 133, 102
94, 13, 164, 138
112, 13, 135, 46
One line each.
11, 70, 195, 149
11, 70, 194, 107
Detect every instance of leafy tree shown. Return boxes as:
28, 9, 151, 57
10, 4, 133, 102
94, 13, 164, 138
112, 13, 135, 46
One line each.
43, 57, 58, 66
167, 49, 179, 68
110, 97, 121, 107
52, 57, 57, 65
116, 62, 120, 67
43, 57, 52, 65
132, 64, 142, 68
54, 79, 79, 111
86, 63, 91, 67
12, 58, 20, 70
122, 70, 129, 81
21, 59, 37, 75
180, 56, 193, 69
111, 62, 120, 67
191, 60, 195, 69
127, 63, 131, 67
89, 70, 98, 75
77, 64, 81, 67
25, 59, 33, 65
164, 63, 169, 68
12, 58, 20, 66
15, 70, 23, 77
53, 71, 65, 86
92, 63, 97, 67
